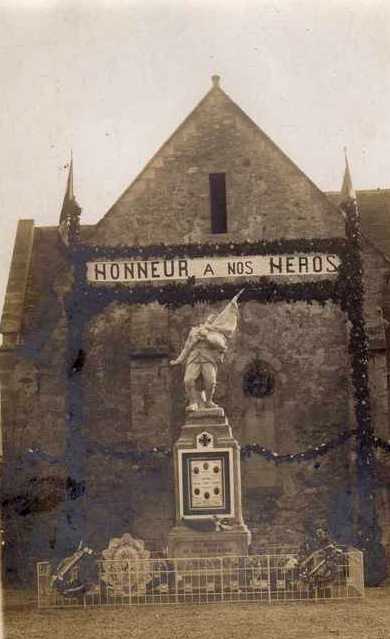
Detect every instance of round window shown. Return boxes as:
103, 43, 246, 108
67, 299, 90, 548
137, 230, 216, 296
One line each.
243, 360, 274, 398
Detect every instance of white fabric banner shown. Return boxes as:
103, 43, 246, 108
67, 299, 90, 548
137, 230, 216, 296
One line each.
87, 254, 340, 283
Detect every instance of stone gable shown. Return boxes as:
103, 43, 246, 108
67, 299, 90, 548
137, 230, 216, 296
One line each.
92, 82, 344, 246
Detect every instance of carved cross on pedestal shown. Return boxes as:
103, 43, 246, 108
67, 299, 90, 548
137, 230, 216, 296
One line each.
199, 433, 212, 447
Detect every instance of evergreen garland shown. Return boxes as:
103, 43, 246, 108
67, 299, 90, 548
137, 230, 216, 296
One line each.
24, 428, 355, 466
341, 199, 386, 585
75, 237, 347, 261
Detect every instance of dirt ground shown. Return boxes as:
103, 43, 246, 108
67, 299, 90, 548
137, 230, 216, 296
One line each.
2, 588, 390, 639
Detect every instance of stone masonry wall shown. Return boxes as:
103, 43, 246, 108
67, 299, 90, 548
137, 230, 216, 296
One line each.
70, 85, 355, 554
80, 297, 352, 553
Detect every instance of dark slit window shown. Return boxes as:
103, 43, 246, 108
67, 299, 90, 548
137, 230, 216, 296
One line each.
209, 173, 227, 233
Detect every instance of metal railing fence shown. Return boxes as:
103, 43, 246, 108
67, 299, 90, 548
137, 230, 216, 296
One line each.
37, 549, 364, 608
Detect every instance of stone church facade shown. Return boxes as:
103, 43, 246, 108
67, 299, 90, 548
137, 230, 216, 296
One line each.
1, 76, 390, 583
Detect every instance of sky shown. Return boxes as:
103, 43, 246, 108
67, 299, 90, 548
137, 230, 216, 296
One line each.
0, 0, 390, 306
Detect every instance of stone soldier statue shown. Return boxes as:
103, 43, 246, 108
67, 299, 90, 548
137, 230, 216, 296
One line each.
170, 290, 244, 411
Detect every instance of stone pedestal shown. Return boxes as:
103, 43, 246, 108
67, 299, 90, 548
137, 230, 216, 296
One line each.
168, 407, 251, 557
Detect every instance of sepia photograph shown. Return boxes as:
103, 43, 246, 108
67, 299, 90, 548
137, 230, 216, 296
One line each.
1, 1, 390, 637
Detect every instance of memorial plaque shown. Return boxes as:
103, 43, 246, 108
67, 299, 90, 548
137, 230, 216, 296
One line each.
179, 450, 233, 518
190, 459, 224, 509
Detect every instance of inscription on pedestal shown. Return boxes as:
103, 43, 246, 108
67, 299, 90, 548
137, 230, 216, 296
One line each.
176, 541, 238, 556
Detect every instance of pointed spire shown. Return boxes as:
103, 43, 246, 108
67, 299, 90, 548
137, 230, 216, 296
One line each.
59, 152, 75, 224
340, 147, 356, 204
59, 152, 81, 246
67, 150, 74, 200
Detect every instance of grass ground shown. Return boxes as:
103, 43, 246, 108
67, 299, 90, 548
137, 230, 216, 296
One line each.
2, 587, 390, 639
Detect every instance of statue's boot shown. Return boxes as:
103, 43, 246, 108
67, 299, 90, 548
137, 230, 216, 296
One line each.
185, 379, 201, 412
204, 385, 219, 409
205, 400, 219, 409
